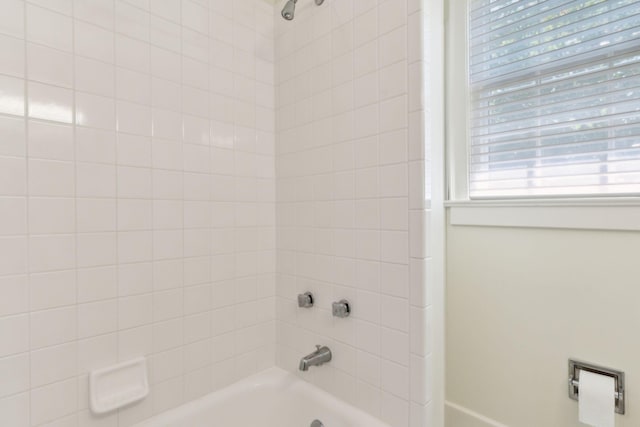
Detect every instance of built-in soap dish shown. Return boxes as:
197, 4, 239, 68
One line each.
89, 357, 149, 414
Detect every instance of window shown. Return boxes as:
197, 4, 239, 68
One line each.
448, 0, 640, 199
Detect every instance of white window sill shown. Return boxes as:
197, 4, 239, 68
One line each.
446, 199, 640, 231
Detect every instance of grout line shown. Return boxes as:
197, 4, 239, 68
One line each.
22, 2, 31, 422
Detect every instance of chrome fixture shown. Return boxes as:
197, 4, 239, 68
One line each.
281, 0, 324, 21
568, 359, 625, 414
311, 420, 324, 427
299, 345, 332, 371
298, 292, 314, 308
332, 299, 351, 318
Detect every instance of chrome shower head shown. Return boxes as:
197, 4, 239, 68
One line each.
281, 0, 297, 20
281, 0, 324, 21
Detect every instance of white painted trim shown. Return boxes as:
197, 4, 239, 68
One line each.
445, 401, 510, 427
448, 203, 640, 231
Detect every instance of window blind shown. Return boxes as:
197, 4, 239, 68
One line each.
468, 0, 640, 198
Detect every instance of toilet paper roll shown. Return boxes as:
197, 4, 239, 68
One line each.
579, 370, 615, 427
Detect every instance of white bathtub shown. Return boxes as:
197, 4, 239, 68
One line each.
134, 367, 391, 427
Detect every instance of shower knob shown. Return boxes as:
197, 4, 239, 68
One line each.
297, 292, 314, 308
332, 300, 350, 318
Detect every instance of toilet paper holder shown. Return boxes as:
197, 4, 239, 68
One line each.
568, 359, 625, 414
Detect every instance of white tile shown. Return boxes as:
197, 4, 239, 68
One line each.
30, 378, 78, 425
76, 127, 116, 164
152, 318, 183, 352
118, 262, 152, 296
150, 46, 180, 82
381, 295, 409, 332
77, 333, 118, 375
381, 390, 409, 427
380, 262, 409, 299
0, 353, 29, 398
118, 199, 153, 231
75, 57, 115, 97
26, 5, 72, 51
380, 231, 409, 265
150, 0, 180, 22
378, 0, 407, 35
76, 163, 117, 198
30, 270, 76, 311
150, 347, 183, 384
0, 35, 24, 78
27, 43, 73, 88
0, 392, 28, 427
379, 95, 407, 133
380, 327, 409, 366
116, 34, 150, 73
117, 100, 151, 136
182, 1, 208, 34
152, 376, 183, 415
0, 314, 29, 357
183, 312, 210, 344
119, 294, 152, 329
0, 116, 25, 157
118, 325, 153, 361
0, 75, 25, 117
77, 299, 118, 338
354, 7, 377, 47
28, 82, 70, 125
117, 133, 152, 167
153, 289, 183, 321
117, 167, 152, 199
117, 67, 151, 105
28, 120, 74, 161
77, 266, 117, 303
28, 0, 73, 15
75, 21, 114, 63
379, 164, 408, 197
379, 129, 408, 165
0, 237, 27, 277
74, 0, 115, 30
116, 0, 150, 41
380, 198, 408, 231
378, 26, 407, 68
0, 0, 24, 39
29, 234, 75, 273
76, 198, 116, 233
29, 159, 75, 198
184, 284, 211, 315
0, 275, 28, 316
30, 306, 76, 350
0, 198, 27, 236
76, 92, 116, 130
28, 197, 75, 234
77, 233, 117, 268
153, 259, 182, 290
30, 342, 77, 388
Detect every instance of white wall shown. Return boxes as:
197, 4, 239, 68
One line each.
0, 0, 276, 425
446, 223, 640, 427
273, 0, 434, 425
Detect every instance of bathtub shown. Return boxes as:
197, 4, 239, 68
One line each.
134, 367, 391, 427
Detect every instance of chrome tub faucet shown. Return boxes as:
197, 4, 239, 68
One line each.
299, 345, 332, 371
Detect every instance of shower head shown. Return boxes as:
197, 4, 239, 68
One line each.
281, 0, 324, 21
281, 0, 297, 20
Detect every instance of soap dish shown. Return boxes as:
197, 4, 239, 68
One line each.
89, 357, 149, 414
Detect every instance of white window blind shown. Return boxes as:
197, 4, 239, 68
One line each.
468, 0, 640, 198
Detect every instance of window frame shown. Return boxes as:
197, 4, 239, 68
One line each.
445, 0, 640, 230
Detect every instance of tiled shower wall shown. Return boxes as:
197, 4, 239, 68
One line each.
274, 0, 432, 426
0, 0, 276, 426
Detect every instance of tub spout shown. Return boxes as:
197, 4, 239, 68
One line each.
299, 345, 332, 371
